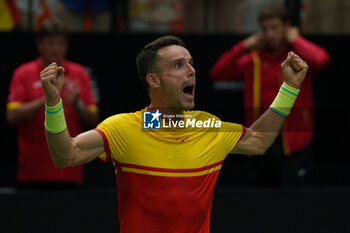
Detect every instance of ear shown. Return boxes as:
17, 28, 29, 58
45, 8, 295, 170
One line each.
146, 73, 160, 89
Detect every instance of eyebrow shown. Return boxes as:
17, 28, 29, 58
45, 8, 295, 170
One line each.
173, 57, 194, 65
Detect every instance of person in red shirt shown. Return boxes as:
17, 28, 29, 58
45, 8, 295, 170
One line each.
210, 2, 330, 185
6, 19, 99, 189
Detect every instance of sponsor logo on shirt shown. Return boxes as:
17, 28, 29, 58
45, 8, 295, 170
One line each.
143, 110, 222, 129
32, 80, 42, 89
143, 110, 161, 129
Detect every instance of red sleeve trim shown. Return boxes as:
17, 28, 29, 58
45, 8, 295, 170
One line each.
238, 125, 247, 142
94, 128, 111, 162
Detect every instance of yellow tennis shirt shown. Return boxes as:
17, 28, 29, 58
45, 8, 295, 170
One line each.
95, 107, 245, 233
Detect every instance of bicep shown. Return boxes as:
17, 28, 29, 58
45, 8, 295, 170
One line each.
230, 129, 265, 155
70, 130, 105, 166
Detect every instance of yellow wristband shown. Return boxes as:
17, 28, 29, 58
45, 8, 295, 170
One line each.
45, 98, 67, 133
270, 82, 299, 117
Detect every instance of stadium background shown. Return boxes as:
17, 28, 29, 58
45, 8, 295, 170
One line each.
1, 0, 350, 232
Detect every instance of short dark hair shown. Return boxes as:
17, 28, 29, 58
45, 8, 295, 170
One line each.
37, 19, 67, 41
258, 2, 291, 24
136, 35, 185, 86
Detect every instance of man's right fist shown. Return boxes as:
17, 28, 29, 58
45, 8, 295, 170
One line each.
243, 32, 265, 51
40, 62, 65, 106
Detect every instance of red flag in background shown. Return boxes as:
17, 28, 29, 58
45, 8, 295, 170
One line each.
35, 0, 51, 30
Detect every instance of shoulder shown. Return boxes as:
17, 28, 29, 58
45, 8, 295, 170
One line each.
189, 110, 243, 131
103, 112, 136, 124
99, 110, 143, 128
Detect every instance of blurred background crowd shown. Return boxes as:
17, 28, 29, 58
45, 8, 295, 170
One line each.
2, 0, 350, 188
1, 1, 350, 232
1, 0, 350, 34
1, 0, 349, 189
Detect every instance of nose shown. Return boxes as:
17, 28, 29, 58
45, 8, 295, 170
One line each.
187, 63, 196, 77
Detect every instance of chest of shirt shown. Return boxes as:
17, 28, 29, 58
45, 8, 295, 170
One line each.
118, 130, 226, 170
23, 73, 45, 101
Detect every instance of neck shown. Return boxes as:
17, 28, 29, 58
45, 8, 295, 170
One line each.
148, 103, 184, 121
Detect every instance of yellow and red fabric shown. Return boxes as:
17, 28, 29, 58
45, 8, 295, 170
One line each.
95, 109, 245, 233
0, 0, 20, 31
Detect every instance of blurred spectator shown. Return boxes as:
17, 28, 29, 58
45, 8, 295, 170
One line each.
56, 0, 112, 32
301, 0, 350, 34
128, 0, 184, 32
210, 2, 329, 186
14, 0, 54, 31
6, 19, 99, 189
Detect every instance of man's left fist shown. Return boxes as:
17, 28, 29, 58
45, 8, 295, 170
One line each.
281, 52, 309, 89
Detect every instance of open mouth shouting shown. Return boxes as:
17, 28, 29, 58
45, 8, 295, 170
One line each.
182, 83, 195, 100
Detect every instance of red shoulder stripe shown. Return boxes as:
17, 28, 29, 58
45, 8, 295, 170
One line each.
238, 125, 247, 142
94, 128, 111, 162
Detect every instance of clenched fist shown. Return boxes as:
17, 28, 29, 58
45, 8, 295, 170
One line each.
40, 62, 65, 106
281, 52, 308, 89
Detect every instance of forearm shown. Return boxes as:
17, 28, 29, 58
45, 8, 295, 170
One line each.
233, 81, 301, 155
250, 81, 300, 152
232, 52, 308, 155
247, 109, 286, 153
233, 87, 295, 155
46, 129, 76, 167
45, 98, 76, 167
6, 97, 46, 125
45, 105, 102, 167
41, 63, 104, 168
